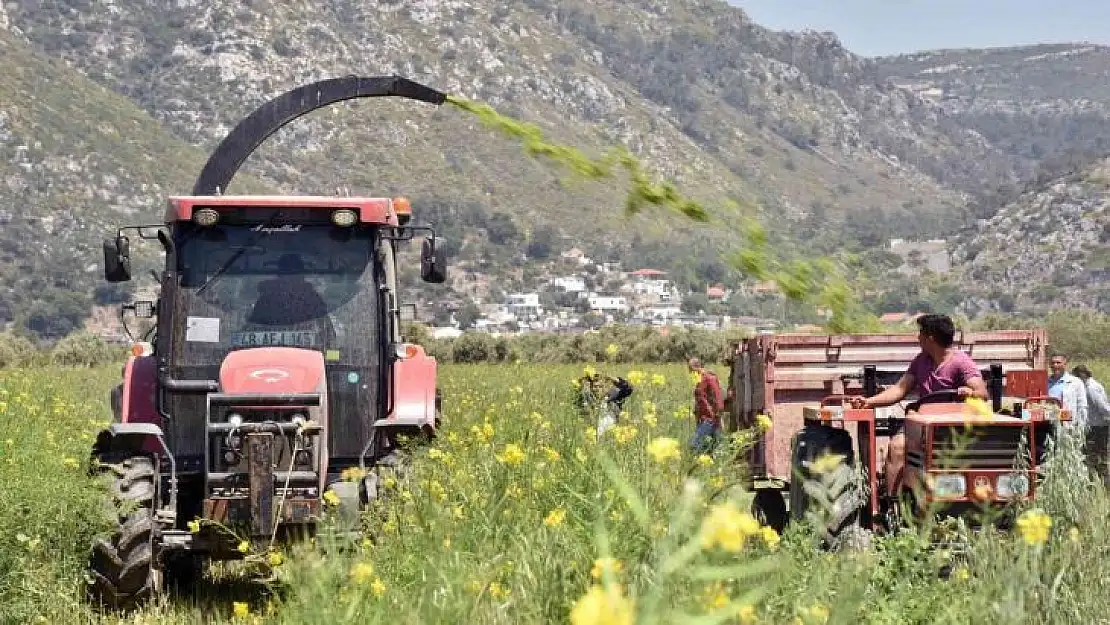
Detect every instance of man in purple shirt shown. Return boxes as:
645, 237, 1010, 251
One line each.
849, 314, 989, 496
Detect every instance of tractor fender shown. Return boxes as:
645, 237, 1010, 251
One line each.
115, 355, 162, 456
386, 348, 438, 430
92, 423, 167, 460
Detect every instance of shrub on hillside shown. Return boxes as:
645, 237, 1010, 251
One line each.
48, 331, 125, 367
417, 325, 751, 365
0, 332, 37, 368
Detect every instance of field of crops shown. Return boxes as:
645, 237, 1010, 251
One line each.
3, 362, 1110, 625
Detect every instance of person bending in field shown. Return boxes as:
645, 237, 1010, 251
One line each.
848, 314, 989, 496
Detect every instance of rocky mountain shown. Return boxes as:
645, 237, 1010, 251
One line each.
0, 0, 1105, 337
0, 27, 273, 339
953, 156, 1110, 315
875, 43, 1110, 212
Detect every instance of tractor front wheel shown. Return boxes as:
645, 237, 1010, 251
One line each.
87, 455, 161, 610
752, 488, 788, 535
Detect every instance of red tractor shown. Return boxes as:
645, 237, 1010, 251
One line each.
727, 330, 1071, 548
88, 76, 449, 608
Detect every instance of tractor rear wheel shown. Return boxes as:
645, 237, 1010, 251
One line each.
87, 455, 161, 610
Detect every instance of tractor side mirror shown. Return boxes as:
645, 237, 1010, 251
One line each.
420, 236, 447, 284
103, 235, 132, 283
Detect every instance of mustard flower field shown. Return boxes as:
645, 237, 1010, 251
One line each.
1, 363, 1108, 625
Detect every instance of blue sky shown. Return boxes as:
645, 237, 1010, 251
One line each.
728, 0, 1110, 57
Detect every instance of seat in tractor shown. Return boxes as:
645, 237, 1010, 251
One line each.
242, 254, 337, 348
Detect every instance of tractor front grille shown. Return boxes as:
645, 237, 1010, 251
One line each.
931, 425, 1028, 470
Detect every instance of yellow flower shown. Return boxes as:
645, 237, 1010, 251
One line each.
702, 582, 729, 610
570, 584, 635, 625
737, 604, 757, 624
350, 561, 375, 584
606, 344, 619, 357
576, 447, 589, 463
495, 443, 526, 466
590, 557, 623, 580
542, 447, 561, 462
696, 454, 714, 468
953, 567, 970, 581
760, 526, 780, 551
187, 519, 201, 533
1016, 508, 1052, 546
755, 414, 773, 431
809, 452, 846, 475
646, 437, 681, 464
237, 540, 250, 554
544, 507, 567, 527
341, 466, 367, 482
427, 448, 447, 460
62, 457, 79, 469
626, 370, 646, 386
323, 490, 341, 507
651, 373, 666, 386
1069, 526, 1080, 543
232, 602, 250, 619
583, 365, 598, 378
963, 397, 993, 419
489, 581, 510, 600
267, 550, 284, 567
699, 502, 761, 552
371, 577, 387, 597
611, 425, 638, 444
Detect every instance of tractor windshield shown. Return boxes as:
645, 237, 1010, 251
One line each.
170, 223, 382, 367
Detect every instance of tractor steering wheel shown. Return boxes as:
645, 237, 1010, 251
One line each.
905, 389, 963, 413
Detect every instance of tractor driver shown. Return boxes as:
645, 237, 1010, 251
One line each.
246, 253, 336, 345
848, 313, 989, 496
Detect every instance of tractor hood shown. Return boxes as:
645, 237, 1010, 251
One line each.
218, 347, 326, 394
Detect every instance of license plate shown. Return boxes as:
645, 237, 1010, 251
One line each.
230, 330, 318, 348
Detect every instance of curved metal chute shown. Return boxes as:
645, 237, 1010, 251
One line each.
192, 75, 448, 196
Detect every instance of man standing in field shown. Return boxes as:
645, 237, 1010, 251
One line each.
688, 358, 725, 453
849, 314, 989, 496
1048, 353, 1088, 430
1073, 365, 1110, 487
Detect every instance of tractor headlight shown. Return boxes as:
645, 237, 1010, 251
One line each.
997, 473, 1030, 499
193, 208, 221, 227
332, 209, 358, 227
930, 473, 966, 498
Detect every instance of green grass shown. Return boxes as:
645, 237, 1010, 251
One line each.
1, 362, 1108, 625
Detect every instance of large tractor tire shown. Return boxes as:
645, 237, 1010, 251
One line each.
87, 455, 161, 610
788, 425, 868, 550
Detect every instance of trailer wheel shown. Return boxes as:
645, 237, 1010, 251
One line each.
87, 455, 161, 610
752, 489, 788, 534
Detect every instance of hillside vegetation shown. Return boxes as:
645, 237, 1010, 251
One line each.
3, 1, 1110, 335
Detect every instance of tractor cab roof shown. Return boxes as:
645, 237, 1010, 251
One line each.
165, 195, 412, 227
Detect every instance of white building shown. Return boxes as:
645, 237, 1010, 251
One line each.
588, 295, 629, 313
507, 293, 542, 319
550, 275, 586, 293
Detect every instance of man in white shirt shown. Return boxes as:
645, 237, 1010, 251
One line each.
1048, 353, 1088, 430
1074, 365, 1110, 487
